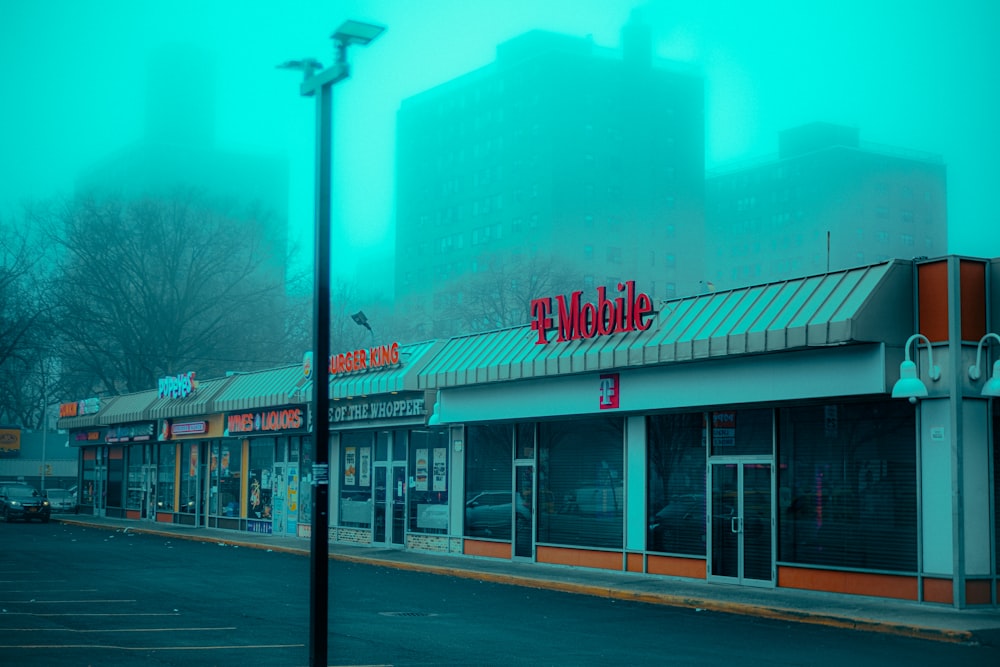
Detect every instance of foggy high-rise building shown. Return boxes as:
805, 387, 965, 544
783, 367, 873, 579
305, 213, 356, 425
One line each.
394, 20, 705, 336
76, 44, 290, 288
705, 122, 947, 290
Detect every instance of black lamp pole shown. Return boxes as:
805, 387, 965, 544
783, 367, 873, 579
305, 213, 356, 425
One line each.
280, 20, 384, 667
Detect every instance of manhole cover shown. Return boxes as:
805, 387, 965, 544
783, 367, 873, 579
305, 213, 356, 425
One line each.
379, 611, 437, 617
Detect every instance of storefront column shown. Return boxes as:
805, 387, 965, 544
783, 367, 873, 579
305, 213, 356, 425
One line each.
915, 257, 993, 607
625, 415, 646, 553
448, 425, 466, 544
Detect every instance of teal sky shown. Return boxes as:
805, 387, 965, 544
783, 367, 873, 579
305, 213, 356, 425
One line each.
2, 1, 997, 289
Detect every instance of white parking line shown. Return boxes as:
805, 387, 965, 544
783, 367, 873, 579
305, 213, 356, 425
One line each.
0, 643, 306, 651
7, 626, 237, 633
3, 612, 181, 617
0, 599, 136, 604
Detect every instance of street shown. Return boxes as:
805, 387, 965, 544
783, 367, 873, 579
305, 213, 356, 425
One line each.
0, 521, 996, 666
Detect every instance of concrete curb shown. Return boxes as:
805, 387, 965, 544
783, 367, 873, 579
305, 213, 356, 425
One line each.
55, 518, 988, 646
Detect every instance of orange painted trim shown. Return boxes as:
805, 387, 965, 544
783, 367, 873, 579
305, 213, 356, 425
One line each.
923, 577, 953, 604
959, 260, 987, 341
536, 546, 622, 571
647, 554, 707, 579
965, 579, 992, 605
778, 566, 918, 600
463, 539, 512, 560
918, 260, 949, 343
125, 510, 141, 520
155, 512, 173, 523
626, 553, 644, 573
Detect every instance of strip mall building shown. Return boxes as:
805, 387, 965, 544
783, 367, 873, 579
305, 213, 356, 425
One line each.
57, 256, 1000, 609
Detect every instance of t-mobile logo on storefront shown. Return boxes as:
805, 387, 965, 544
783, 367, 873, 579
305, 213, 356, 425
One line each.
599, 373, 620, 410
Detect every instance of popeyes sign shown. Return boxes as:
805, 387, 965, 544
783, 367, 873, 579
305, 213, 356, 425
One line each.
530, 280, 654, 345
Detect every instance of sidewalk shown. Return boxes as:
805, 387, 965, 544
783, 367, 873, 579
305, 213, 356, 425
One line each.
55, 515, 1000, 646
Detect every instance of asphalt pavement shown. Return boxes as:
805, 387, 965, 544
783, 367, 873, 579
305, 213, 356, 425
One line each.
53, 514, 1000, 647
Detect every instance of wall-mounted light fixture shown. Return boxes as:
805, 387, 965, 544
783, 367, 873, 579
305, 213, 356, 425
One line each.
968, 332, 1000, 397
891, 333, 941, 404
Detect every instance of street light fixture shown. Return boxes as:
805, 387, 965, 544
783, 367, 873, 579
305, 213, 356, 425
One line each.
891, 333, 941, 404
968, 332, 1000, 398
280, 19, 384, 667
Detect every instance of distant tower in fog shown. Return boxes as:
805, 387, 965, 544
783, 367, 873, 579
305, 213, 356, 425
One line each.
394, 19, 705, 336
76, 44, 290, 287
144, 44, 217, 149
705, 122, 947, 290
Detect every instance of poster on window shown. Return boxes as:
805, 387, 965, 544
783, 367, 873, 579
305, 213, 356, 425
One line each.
432, 447, 447, 492
359, 447, 371, 486
189, 444, 198, 476
415, 448, 428, 491
344, 447, 356, 486
712, 411, 736, 447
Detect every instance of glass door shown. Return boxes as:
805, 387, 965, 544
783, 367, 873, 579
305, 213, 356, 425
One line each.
373, 466, 387, 544
514, 464, 534, 559
709, 460, 774, 586
390, 464, 406, 547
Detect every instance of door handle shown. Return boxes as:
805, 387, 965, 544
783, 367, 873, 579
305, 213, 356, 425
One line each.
731, 516, 742, 534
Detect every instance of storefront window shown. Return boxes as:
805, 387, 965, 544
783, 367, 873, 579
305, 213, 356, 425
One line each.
709, 408, 772, 455
409, 429, 449, 534
180, 442, 199, 514
81, 449, 97, 507
778, 400, 917, 571
538, 417, 624, 549
157, 444, 176, 512
247, 439, 274, 521
465, 424, 514, 540
125, 447, 145, 511
208, 441, 242, 517
647, 413, 707, 555
340, 432, 373, 528
107, 447, 124, 509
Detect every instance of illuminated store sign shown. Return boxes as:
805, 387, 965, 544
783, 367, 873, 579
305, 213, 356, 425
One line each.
226, 407, 306, 435
106, 423, 155, 443
59, 397, 100, 418
158, 371, 197, 399
303, 342, 402, 377
599, 373, 620, 410
330, 396, 425, 423
530, 280, 653, 345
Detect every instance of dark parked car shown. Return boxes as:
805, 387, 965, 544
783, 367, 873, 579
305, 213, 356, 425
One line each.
0, 483, 51, 523
45, 488, 78, 514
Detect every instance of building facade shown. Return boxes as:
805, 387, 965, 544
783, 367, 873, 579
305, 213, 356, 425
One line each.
394, 21, 705, 335
58, 256, 999, 609
705, 122, 947, 290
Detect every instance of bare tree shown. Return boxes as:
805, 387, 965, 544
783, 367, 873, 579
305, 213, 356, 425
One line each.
452, 253, 579, 333
35, 191, 301, 395
0, 216, 55, 426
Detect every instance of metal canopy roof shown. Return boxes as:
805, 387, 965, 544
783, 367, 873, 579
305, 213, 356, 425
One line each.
418, 260, 912, 389
147, 375, 237, 420
213, 365, 306, 413
95, 389, 160, 425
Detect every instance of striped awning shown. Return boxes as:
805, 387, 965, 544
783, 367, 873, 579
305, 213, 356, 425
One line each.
96, 389, 161, 425
419, 260, 912, 389
147, 375, 237, 419
212, 365, 307, 412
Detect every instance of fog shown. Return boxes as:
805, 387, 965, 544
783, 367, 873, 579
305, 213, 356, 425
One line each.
2, 0, 997, 297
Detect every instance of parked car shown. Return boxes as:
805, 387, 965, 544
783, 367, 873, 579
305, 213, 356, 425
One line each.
0, 483, 51, 523
465, 490, 529, 538
45, 488, 78, 514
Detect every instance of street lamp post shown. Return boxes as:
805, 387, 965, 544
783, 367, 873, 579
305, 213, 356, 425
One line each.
280, 19, 384, 667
